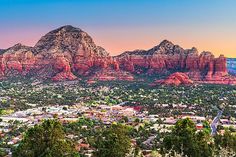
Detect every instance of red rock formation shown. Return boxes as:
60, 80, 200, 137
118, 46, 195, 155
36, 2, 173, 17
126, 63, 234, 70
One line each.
0, 55, 5, 76
155, 72, 193, 86
6, 60, 23, 73
0, 44, 36, 76
0, 26, 120, 81
115, 40, 236, 84
205, 60, 214, 80
34, 26, 111, 77
113, 59, 120, 71
0, 25, 235, 84
51, 55, 77, 81
214, 55, 228, 77
116, 41, 190, 74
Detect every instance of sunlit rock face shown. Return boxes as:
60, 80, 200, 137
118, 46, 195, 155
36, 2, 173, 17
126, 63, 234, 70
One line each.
34, 25, 111, 79
227, 58, 236, 75
0, 44, 36, 77
155, 72, 193, 86
116, 40, 235, 84
0, 25, 235, 84
0, 25, 126, 81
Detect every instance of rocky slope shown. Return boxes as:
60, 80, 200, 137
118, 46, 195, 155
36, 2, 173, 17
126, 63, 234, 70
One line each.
0, 25, 235, 85
155, 72, 193, 86
0, 25, 132, 81
0, 44, 36, 77
115, 40, 235, 84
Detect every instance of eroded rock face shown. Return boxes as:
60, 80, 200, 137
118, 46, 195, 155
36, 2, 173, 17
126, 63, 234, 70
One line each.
51, 54, 77, 81
0, 25, 124, 81
0, 44, 36, 77
115, 40, 232, 83
34, 25, 111, 78
0, 55, 5, 75
0, 25, 235, 84
214, 55, 228, 77
155, 72, 193, 86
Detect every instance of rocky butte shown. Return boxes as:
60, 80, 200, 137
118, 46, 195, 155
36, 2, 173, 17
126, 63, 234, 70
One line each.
0, 25, 236, 85
155, 72, 193, 86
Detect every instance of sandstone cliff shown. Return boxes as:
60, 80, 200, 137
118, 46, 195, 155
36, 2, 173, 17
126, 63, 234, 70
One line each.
115, 40, 233, 84
0, 25, 235, 85
155, 72, 193, 86
0, 25, 129, 81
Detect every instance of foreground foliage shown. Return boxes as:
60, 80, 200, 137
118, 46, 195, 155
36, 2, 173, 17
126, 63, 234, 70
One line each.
12, 119, 78, 157
162, 118, 214, 157
214, 129, 236, 155
93, 123, 132, 157
7, 118, 236, 157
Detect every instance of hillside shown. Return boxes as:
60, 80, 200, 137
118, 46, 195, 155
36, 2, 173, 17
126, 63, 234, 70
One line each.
0, 25, 235, 85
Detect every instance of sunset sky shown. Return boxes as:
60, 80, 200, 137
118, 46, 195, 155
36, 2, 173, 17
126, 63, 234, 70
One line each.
0, 0, 236, 57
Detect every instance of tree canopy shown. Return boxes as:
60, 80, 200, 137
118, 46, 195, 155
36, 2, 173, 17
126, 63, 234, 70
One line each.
12, 119, 79, 157
162, 118, 214, 157
93, 123, 132, 157
214, 129, 236, 154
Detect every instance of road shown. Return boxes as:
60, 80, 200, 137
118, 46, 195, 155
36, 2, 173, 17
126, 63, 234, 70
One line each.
143, 135, 156, 146
210, 110, 223, 135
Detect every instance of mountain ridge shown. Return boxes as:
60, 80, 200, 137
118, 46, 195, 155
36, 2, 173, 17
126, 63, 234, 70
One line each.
0, 25, 235, 85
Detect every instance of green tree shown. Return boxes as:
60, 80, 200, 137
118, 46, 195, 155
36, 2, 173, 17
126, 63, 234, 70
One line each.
162, 118, 213, 157
0, 148, 7, 157
202, 120, 211, 134
13, 119, 79, 157
214, 129, 236, 153
93, 123, 131, 157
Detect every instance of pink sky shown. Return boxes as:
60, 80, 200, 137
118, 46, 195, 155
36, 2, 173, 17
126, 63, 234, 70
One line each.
1, 26, 235, 58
